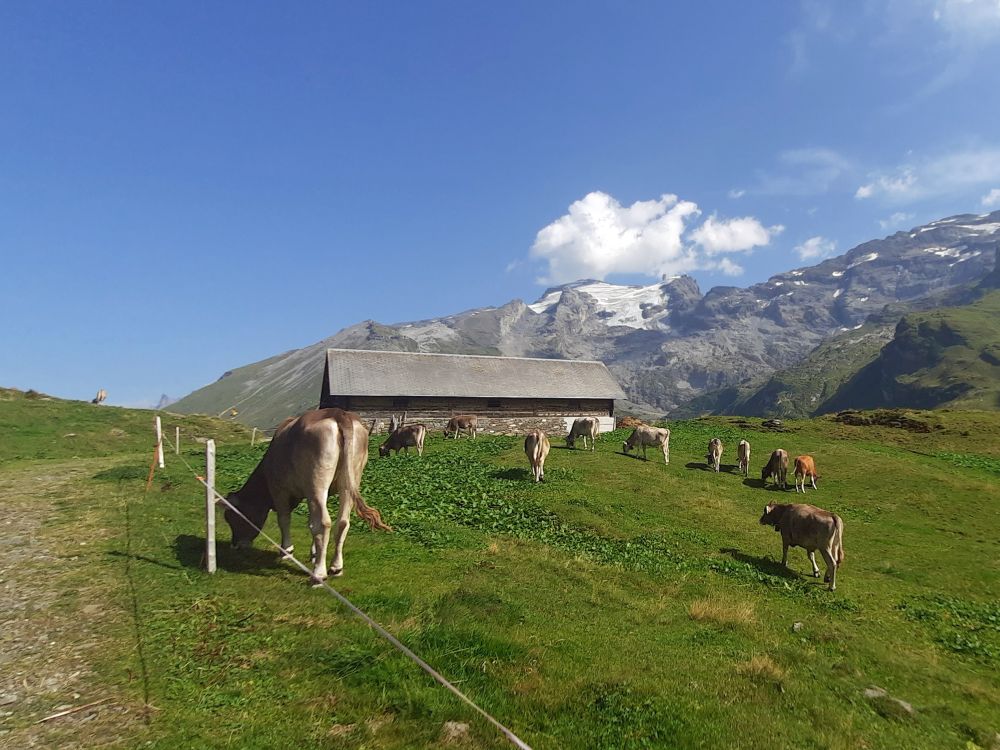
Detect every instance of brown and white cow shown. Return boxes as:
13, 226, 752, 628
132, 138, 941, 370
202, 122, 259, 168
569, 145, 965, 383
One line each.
223, 408, 391, 583
524, 429, 551, 482
623, 425, 670, 464
92, 388, 107, 405
706, 438, 723, 472
565, 416, 599, 450
737, 439, 751, 477
761, 449, 789, 489
379, 424, 427, 457
759, 502, 844, 590
794, 455, 819, 493
444, 414, 478, 439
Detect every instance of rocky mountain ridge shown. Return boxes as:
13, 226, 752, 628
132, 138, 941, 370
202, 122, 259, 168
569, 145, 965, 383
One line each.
171, 212, 1000, 428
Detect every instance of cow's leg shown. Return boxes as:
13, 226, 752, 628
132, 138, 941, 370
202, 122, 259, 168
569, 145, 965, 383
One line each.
820, 547, 837, 590
781, 541, 789, 567
307, 495, 332, 583
663, 444, 669, 465
275, 502, 294, 557
807, 550, 820, 577
328, 493, 353, 578
811, 475, 817, 490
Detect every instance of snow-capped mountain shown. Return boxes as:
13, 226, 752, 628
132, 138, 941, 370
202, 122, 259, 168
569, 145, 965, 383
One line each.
171, 212, 1000, 427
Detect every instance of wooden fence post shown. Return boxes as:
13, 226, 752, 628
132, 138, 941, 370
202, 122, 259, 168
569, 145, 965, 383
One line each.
154, 416, 165, 468
205, 439, 217, 574
175, 425, 180, 455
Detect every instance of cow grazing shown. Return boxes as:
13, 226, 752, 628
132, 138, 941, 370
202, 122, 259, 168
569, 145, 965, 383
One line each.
761, 449, 789, 489
737, 439, 751, 477
622, 425, 670, 464
444, 415, 478, 439
524, 430, 551, 482
706, 438, 723, 472
92, 388, 107, 405
223, 408, 391, 583
565, 416, 599, 450
759, 502, 844, 590
794, 455, 819, 493
379, 424, 427, 457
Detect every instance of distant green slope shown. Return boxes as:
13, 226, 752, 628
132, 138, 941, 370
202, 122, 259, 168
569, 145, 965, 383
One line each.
823, 290, 1000, 412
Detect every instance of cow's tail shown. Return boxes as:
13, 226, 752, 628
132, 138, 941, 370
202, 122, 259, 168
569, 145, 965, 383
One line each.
340, 418, 392, 532
834, 514, 845, 566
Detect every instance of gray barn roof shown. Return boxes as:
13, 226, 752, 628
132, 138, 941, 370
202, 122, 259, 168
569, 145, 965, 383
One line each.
324, 349, 626, 400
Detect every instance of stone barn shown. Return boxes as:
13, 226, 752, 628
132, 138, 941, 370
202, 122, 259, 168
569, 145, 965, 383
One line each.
319, 348, 626, 435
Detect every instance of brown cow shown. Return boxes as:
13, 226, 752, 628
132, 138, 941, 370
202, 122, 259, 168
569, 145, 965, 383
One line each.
379, 424, 427, 457
444, 414, 478, 439
759, 502, 844, 590
794, 455, 819, 493
761, 449, 789, 489
623, 425, 670, 464
524, 430, 551, 482
91, 388, 107, 405
706, 438, 723, 472
566, 417, 599, 450
223, 408, 391, 583
737, 439, 751, 477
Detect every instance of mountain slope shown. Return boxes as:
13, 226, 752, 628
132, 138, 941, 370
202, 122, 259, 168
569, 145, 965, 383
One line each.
171, 212, 1000, 427
821, 290, 1000, 412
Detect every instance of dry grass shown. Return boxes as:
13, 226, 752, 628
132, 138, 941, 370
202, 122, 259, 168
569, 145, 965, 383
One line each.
738, 654, 786, 685
688, 596, 755, 627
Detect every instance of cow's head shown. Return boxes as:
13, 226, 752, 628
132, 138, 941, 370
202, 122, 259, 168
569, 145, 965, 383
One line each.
378, 442, 391, 457
759, 503, 781, 528
565, 433, 576, 448
622, 440, 631, 454
223, 492, 269, 549
761, 465, 771, 482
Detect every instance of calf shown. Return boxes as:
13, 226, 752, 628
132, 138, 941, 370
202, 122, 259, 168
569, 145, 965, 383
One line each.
737, 439, 751, 477
524, 430, 551, 482
761, 449, 789, 489
565, 417, 599, 450
379, 424, 427, 457
444, 415, 478, 439
622, 425, 670, 464
759, 502, 844, 590
706, 438, 723, 472
794, 455, 819, 492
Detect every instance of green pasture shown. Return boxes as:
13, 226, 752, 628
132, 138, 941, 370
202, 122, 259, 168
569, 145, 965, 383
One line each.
1, 393, 998, 749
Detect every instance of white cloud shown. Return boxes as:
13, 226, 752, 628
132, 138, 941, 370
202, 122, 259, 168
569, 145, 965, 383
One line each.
728, 188, 746, 199
981, 187, 1000, 208
689, 215, 784, 255
856, 147, 1000, 202
879, 211, 916, 229
528, 191, 782, 284
794, 236, 837, 261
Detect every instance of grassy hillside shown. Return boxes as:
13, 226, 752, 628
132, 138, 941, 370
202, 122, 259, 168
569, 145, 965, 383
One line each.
2, 398, 998, 749
824, 290, 1000, 412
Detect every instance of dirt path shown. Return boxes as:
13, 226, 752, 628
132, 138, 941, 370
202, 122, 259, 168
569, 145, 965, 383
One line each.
0, 459, 142, 749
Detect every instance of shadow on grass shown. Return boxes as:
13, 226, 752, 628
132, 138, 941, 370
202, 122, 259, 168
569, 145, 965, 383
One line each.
719, 547, 797, 579
107, 550, 185, 571
684, 462, 740, 473
742, 478, 792, 491
491, 467, 532, 481
172, 533, 286, 575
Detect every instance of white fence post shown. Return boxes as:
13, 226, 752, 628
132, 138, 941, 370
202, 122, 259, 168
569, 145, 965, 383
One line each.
251, 427, 257, 447
205, 439, 217, 574
154, 416, 165, 468
175, 425, 180, 455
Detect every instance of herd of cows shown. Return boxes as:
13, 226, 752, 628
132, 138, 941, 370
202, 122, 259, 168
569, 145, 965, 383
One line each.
222, 408, 845, 591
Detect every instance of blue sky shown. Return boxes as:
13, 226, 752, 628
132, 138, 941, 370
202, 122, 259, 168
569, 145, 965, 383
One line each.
3, 1, 1000, 406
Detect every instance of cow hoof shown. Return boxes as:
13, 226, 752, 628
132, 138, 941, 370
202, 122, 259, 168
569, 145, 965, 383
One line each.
309, 576, 326, 588
328, 567, 344, 577
812, 571, 820, 578
280, 545, 294, 558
